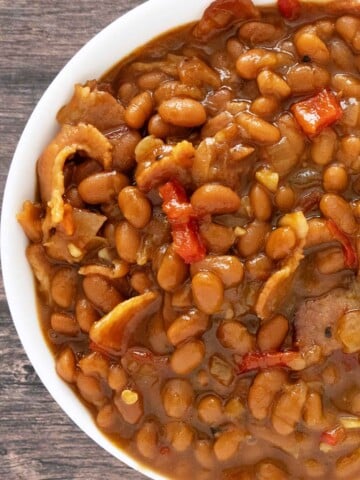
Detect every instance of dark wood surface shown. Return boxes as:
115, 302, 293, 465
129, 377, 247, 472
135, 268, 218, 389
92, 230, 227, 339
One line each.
0, 1, 149, 479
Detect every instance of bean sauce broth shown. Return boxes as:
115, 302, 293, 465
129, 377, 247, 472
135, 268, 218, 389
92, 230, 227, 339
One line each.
18, 1, 360, 479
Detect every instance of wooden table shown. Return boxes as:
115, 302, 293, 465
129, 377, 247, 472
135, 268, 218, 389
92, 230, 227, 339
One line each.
0, 1, 148, 478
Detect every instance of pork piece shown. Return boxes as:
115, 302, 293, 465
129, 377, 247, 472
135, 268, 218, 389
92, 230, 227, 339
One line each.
295, 283, 360, 356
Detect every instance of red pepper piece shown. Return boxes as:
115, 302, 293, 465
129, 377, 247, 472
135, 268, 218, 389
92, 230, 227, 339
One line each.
291, 89, 343, 136
320, 425, 346, 446
193, 0, 260, 41
277, 0, 301, 20
159, 180, 206, 264
326, 219, 358, 269
235, 350, 300, 374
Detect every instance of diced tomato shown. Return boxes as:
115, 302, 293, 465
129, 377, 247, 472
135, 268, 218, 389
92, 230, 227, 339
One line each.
192, 0, 260, 41
235, 350, 300, 374
159, 179, 206, 264
320, 425, 346, 446
291, 89, 343, 136
277, 0, 301, 20
326, 219, 358, 269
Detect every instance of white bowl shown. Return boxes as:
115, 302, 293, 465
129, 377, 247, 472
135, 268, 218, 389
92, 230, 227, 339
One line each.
0, 0, 289, 478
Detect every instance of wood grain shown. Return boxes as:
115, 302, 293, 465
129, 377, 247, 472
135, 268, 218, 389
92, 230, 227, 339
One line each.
0, 1, 149, 479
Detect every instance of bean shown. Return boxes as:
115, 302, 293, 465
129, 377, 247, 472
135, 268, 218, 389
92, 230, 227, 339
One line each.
238, 22, 282, 44
96, 404, 118, 431
257, 315, 289, 352
197, 395, 223, 425
336, 16, 360, 53
170, 339, 205, 375
236, 49, 292, 80
75, 297, 99, 332
320, 193, 357, 234
179, 57, 220, 89
236, 112, 281, 145
265, 227, 296, 260
337, 135, 360, 172
108, 364, 128, 391
245, 253, 273, 281
250, 183, 272, 222
154, 81, 203, 104
194, 439, 215, 470
115, 220, 142, 264
304, 459, 326, 478
224, 397, 244, 421
136, 421, 158, 459
118, 82, 138, 105
217, 321, 255, 354
130, 270, 153, 294
110, 129, 141, 172
323, 164, 349, 192
137, 71, 169, 90
257, 70, 291, 99
167, 309, 209, 346
78, 352, 109, 380
213, 428, 244, 462
82, 274, 123, 313
114, 389, 144, 424
124, 91, 153, 129
337, 310, 360, 353
191, 183, 240, 215
294, 30, 330, 64
226, 36, 246, 60
78, 171, 129, 204
250, 96, 279, 117
76, 372, 107, 407
159, 97, 206, 127
336, 446, 360, 479
162, 378, 194, 418
199, 222, 235, 254
303, 391, 324, 429
171, 283, 193, 308
332, 73, 360, 98
257, 462, 288, 480
118, 186, 152, 229
274, 186, 296, 212
237, 221, 271, 257
192, 271, 224, 315
305, 217, 333, 248
330, 38, 356, 72
148, 113, 185, 138
191, 255, 244, 288
201, 111, 233, 138
248, 370, 287, 420
315, 247, 345, 274
164, 421, 194, 452
147, 311, 172, 355
157, 246, 188, 292
51, 312, 79, 336
51, 267, 77, 309
56, 347, 77, 383
271, 381, 308, 435
286, 64, 330, 95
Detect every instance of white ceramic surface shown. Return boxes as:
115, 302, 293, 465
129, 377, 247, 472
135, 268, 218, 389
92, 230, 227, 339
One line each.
1, 1, 274, 478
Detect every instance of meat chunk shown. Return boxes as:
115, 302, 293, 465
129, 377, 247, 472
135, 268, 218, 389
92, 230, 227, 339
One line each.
295, 283, 360, 355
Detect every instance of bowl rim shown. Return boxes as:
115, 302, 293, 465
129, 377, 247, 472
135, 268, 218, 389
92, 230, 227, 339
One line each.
1, 0, 273, 478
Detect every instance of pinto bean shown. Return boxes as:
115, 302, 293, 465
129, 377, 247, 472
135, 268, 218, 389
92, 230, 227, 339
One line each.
286, 64, 330, 95
82, 274, 123, 313
167, 309, 209, 346
191, 184, 240, 215
303, 391, 324, 429
115, 220, 142, 264
237, 221, 271, 257
332, 73, 360, 98
257, 315, 289, 351
137, 71, 170, 90
157, 246, 188, 292
76, 372, 107, 408
238, 22, 283, 44
315, 247, 345, 274
248, 369, 287, 420
305, 217, 333, 248
257, 462, 289, 480
192, 271, 224, 315
319, 193, 357, 234
170, 340, 206, 375
197, 395, 223, 425
194, 439, 215, 470
178, 57, 220, 89
51, 312, 79, 336
294, 29, 330, 64
250, 96, 279, 117
124, 91, 153, 129
271, 381, 308, 435
217, 321, 255, 354
56, 347, 77, 383
164, 421, 194, 452
78, 352, 109, 380
78, 171, 129, 204
75, 297, 99, 332
236, 112, 281, 145
236, 49, 292, 80
51, 267, 77, 309
162, 379, 194, 418
265, 227, 296, 260
118, 186, 152, 229
274, 186, 296, 212
136, 420, 159, 459
337, 310, 360, 353
199, 222, 235, 254
336, 446, 360, 478
257, 70, 291, 99
159, 97, 207, 127
323, 164, 349, 192
191, 255, 244, 288
114, 389, 144, 424
213, 428, 244, 462
336, 16, 360, 53
108, 364, 128, 392
250, 184, 272, 222
245, 253, 273, 281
